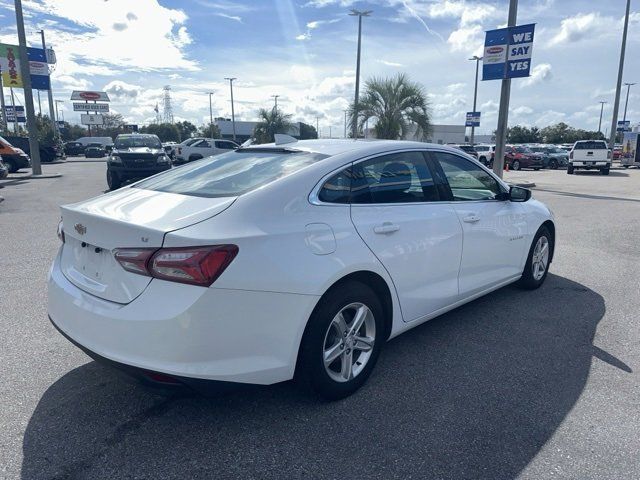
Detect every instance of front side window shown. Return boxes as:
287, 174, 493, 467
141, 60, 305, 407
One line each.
135, 149, 326, 198
433, 152, 502, 201
351, 151, 439, 204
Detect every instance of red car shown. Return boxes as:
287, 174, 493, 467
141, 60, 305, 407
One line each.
505, 145, 545, 171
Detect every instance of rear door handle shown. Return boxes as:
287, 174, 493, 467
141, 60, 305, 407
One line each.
462, 214, 480, 223
373, 222, 400, 234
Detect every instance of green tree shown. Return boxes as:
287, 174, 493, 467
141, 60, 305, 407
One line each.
140, 123, 180, 142
175, 120, 197, 140
507, 125, 541, 143
298, 122, 318, 139
253, 107, 293, 144
198, 122, 221, 138
350, 73, 431, 140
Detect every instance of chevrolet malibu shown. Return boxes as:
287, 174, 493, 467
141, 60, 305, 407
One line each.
48, 139, 555, 400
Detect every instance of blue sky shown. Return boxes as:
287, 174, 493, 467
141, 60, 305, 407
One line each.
1, 0, 639, 137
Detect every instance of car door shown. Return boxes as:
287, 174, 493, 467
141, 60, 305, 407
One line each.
193, 139, 213, 157
348, 151, 463, 322
430, 151, 528, 297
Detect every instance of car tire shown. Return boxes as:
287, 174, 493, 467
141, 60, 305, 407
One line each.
600, 167, 610, 175
4, 158, 17, 173
107, 170, 121, 190
567, 165, 574, 174
517, 225, 553, 290
550, 160, 558, 170
512, 160, 521, 171
623, 165, 629, 168
297, 281, 385, 401
534, 168, 540, 171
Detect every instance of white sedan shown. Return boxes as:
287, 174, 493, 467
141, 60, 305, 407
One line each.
48, 139, 555, 400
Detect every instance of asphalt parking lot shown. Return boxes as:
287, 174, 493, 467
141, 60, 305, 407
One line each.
1, 161, 639, 479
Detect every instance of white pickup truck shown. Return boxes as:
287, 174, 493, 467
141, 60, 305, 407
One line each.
173, 138, 239, 165
568, 140, 611, 175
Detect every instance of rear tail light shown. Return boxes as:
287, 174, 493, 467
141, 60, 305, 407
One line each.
113, 245, 238, 287
607, 150, 612, 159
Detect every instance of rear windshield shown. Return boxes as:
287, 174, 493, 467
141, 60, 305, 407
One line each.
574, 141, 607, 150
456, 145, 475, 152
134, 149, 327, 198
115, 136, 161, 149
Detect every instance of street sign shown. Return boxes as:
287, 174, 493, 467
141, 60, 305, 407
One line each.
466, 112, 481, 127
70, 91, 110, 102
73, 102, 109, 112
617, 120, 631, 132
483, 24, 535, 81
81, 113, 104, 125
4, 105, 26, 122
125, 124, 138, 132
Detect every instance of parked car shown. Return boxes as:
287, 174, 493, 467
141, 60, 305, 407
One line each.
0, 135, 31, 173
3, 135, 62, 163
474, 144, 495, 167
167, 138, 202, 161
84, 143, 106, 158
613, 145, 622, 160
106, 134, 171, 189
449, 144, 479, 159
64, 141, 86, 156
162, 141, 178, 159
568, 140, 611, 175
505, 145, 545, 171
173, 138, 239, 164
75, 136, 114, 152
49, 139, 555, 400
527, 145, 569, 169
0, 156, 8, 179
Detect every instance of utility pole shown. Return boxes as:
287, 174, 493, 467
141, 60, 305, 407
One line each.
609, 0, 631, 149
55, 99, 63, 125
208, 92, 214, 138
344, 109, 348, 138
37, 90, 41, 115
10, 87, 17, 133
15, 0, 42, 174
492, 0, 517, 178
271, 94, 279, 113
0, 69, 7, 132
38, 29, 57, 140
598, 101, 607, 133
469, 55, 482, 146
622, 82, 635, 123
329, 126, 332, 138
316, 116, 319, 138
349, 9, 372, 139
224, 77, 237, 141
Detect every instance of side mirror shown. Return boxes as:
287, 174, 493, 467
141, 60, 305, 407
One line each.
509, 186, 532, 202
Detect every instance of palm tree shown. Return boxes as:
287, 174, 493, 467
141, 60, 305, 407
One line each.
253, 107, 294, 144
350, 73, 432, 141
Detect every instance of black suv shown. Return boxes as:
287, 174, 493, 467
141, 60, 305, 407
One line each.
64, 141, 85, 156
107, 134, 171, 190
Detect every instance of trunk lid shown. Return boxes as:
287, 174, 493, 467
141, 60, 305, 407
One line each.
60, 187, 236, 304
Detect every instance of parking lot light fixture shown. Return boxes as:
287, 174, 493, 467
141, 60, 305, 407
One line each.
224, 77, 237, 141
349, 9, 372, 139
608, 0, 631, 150
469, 55, 483, 146
271, 94, 280, 114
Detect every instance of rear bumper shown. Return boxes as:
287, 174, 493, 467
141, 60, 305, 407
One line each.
48, 251, 318, 385
571, 161, 610, 168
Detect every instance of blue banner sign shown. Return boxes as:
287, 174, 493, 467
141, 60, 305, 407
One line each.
483, 23, 535, 81
466, 111, 481, 127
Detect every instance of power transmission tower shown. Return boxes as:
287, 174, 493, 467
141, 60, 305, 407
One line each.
162, 85, 174, 124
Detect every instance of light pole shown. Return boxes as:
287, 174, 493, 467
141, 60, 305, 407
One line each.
316, 116, 320, 138
54, 99, 63, 124
208, 92, 214, 138
271, 94, 280, 114
622, 82, 635, 124
609, 0, 631, 149
469, 55, 482, 146
15, 0, 42, 174
224, 77, 237, 141
344, 109, 348, 138
37, 29, 58, 140
598, 101, 607, 133
349, 9, 372, 139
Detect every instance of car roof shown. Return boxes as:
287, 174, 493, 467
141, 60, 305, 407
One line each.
242, 139, 465, 158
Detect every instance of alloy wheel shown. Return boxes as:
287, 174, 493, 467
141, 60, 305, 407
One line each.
532, 235, 549, 281
322, 302, 376, 383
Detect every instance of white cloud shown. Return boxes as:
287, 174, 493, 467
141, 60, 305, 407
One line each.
214, 12, 242, 23
520, 63, 553, 87
377, 59, 405, 67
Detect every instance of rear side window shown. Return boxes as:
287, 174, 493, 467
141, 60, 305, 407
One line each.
319, 168, 352, 204
574, 141, 607, 150
351, 151, 439, 204
135, 149, 326, 198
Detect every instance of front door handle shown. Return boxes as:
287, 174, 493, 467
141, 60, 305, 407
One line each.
462, 214, 480, 223
373, 222, 400, 234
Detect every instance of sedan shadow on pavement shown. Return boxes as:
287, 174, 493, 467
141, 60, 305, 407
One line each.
22, 273, 625, 479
